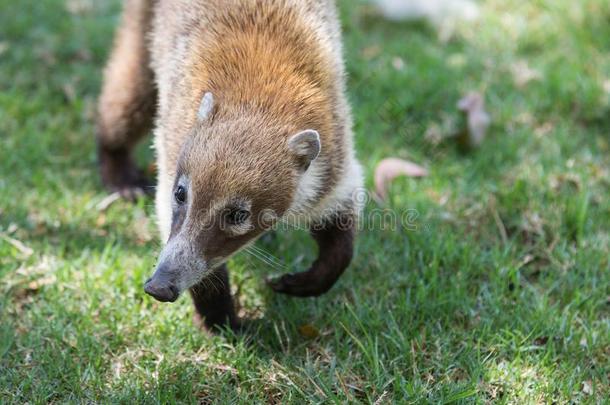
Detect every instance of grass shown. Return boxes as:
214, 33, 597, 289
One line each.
1, 0, 609, 402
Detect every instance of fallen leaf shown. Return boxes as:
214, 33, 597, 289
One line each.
65, 0, 93, 15
534, 122, 554, 137
96, 214, 106, 227
374, 390, 390, 405
298, 324, 320, 339
147, 162, 157, 176
457, 92, 490, 148
601, 79, 610, 95
392, 57, 405, 71
579, 336, 588, 348
424, 123, 443, 145
74, 49, 92, 62
96, 192, 121, 212
582, 380, 593, 395
27, 275, 56, 292
533, 336, 549, 346
372, 0, 479, 23
24, 350, 33, 365
213, 364, 238, 376
0, 233, 33, 257
0, 41, 9, 56
374, 158, 428, 201
361, 45, 381, 60
62, 81, 77, 103
447, 53, 467, 68
132, 211, 153, 245
511, 60, 542, 88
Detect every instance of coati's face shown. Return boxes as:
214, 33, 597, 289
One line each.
144, 93, 321, 302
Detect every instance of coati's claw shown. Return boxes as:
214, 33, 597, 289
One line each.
266, 272, 330, 297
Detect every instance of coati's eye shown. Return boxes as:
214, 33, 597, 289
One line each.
174, 185, 187, 204
226, 209, 250, 225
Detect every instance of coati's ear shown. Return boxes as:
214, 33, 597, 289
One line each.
287, 129, 321, 170
197, 92, 215, 121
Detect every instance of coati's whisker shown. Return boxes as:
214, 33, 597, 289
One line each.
244, 248, 280, 270
244, 247, 286, 271
243, 254, 261, 270
248, 245, 287, 269
247, 246, 284, 266
207, 271, 223, 295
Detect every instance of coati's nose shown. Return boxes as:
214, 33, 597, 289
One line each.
144, 277, 179, 303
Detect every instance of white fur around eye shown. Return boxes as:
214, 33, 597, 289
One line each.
226, 219, 254, 236
215, 198, 253, 236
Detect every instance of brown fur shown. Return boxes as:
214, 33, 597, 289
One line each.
97, 0, 360, 331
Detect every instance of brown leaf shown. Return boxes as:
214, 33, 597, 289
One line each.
96, 214, 106, 227
147, 162, 157, 176
27, 275, 56, 292
511, 60, 542, 88
0, 233, 33, 257
298, 324, 320, 339
374, 390, 390, 405
392, 57, 405, 71
95, 192, 121, 212
65, 0, 93, 15
603, 79, 610, 95
0, 41, 9, 56
457, 91, 490, 148
62, 81, 77, 103
372, 0, 479, 23
132, 211, 153, 245
582, 380, 593, 395
374, 158, 428, 201
533, 336, 549, 346
361, 45, 381, 60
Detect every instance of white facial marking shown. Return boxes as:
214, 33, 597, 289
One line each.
226, 219, 254, 236
221, 199, 253, 236
157, 234, 208, 292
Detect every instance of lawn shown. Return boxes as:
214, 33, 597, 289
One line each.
1, 0, 609, 403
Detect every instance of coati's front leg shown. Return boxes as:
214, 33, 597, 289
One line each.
96, 0, 156, 199
268, 212, 355, 297
190, 264, 239, 332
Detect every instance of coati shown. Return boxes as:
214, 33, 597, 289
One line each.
96, 0, 363, 331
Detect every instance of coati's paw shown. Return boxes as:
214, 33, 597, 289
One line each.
99, 147, 153, 201
266, 272, 330, 297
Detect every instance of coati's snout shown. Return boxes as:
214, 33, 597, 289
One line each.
144, 265, 179, 303
145, 93, 322, 303
145, 234, 209, 302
